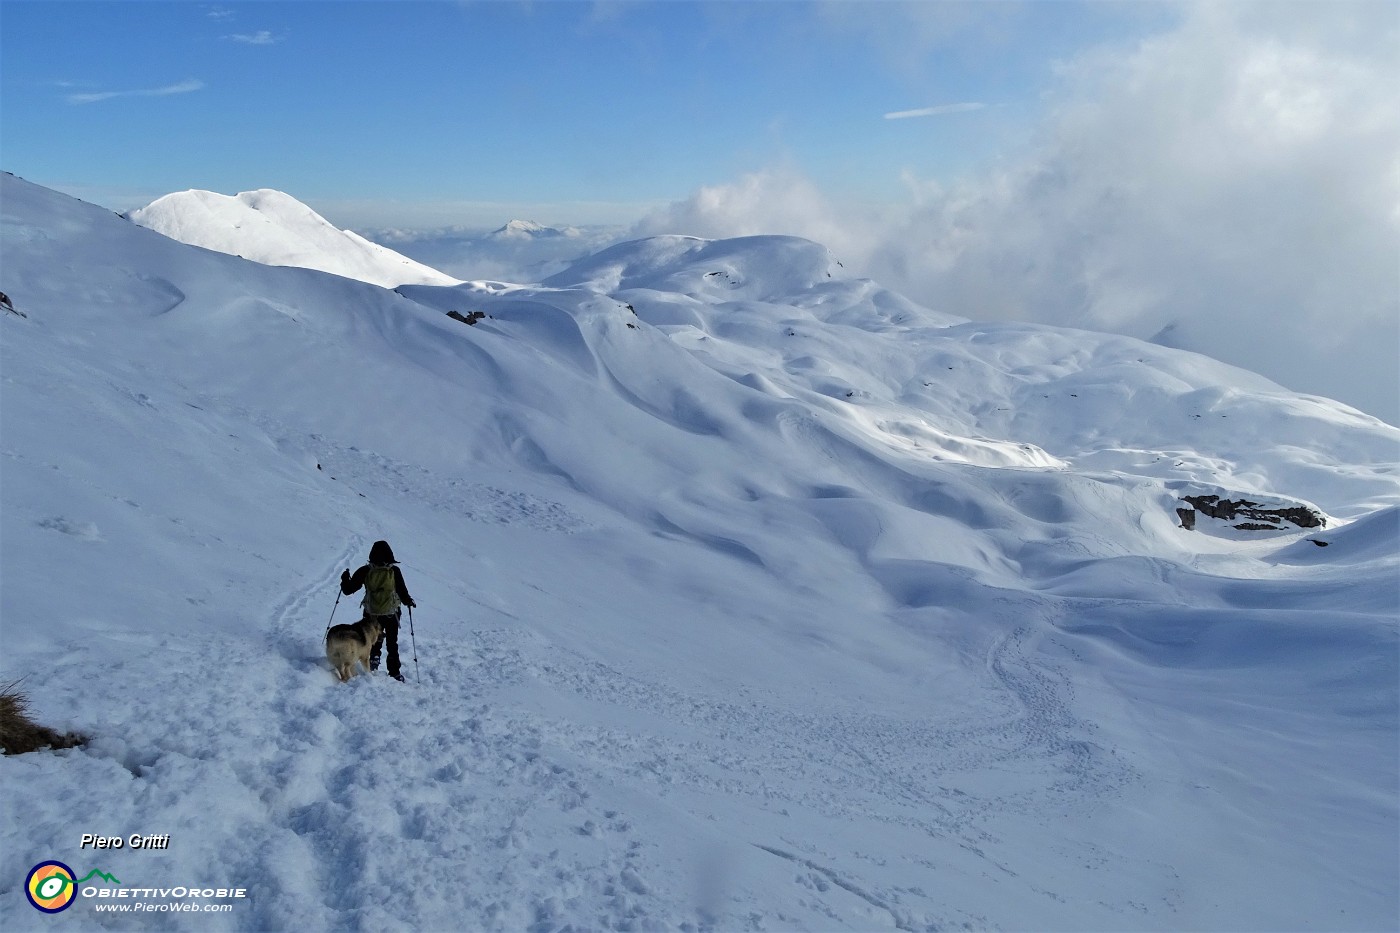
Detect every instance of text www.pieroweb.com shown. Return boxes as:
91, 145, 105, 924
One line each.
93, 901, 235, 913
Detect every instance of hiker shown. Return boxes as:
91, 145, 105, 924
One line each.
340, 540, 416, 682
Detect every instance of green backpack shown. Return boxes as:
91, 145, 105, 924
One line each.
363, 564, 401, 617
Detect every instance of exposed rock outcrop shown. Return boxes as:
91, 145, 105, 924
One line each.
1179, 494, 1326, 531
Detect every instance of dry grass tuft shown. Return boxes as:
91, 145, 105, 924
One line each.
0, 681, 85, 755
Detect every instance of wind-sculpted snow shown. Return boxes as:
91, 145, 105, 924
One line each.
2, 173, 1396, 930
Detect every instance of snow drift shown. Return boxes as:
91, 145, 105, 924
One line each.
2, 172, 1396, 931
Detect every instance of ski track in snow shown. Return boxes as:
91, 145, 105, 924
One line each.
504, 625, 1132, 834
33, 564, 670, 930
21, 573, 1139, 930
432, 621, 1145, 928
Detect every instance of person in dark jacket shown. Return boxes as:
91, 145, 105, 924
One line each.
341, 540, 416, 682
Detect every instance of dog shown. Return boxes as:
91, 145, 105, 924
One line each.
325, 616, 384, 682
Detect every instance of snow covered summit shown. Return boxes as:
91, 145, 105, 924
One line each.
489, 219, 579, 241
128, 187, 461, 288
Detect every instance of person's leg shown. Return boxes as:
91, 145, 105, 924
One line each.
369, 619, 384, 671
384, 613, 403, 680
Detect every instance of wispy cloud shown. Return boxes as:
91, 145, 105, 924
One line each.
884, 102, 986, 120
206, 6, 234, 19
67, 79, 205, 105
226, 30, 282, 45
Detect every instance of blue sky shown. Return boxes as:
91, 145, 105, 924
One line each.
2, 1, 1168, 227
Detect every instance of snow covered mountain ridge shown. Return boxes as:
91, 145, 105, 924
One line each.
129, 186, 597, 287
128, 187, 461, 288
2, 173, 1396, 930
490, 219, 580, 240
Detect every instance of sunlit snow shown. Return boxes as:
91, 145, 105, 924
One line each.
3, 175, 1396, 931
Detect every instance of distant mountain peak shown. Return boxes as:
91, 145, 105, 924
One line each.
490, 219, 576, 241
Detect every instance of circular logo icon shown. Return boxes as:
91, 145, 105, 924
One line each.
26, 861, 77, 913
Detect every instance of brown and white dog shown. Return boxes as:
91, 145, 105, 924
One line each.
325, 616, 383, 682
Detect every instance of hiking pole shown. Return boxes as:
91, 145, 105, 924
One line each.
324, 588, 342, 638
408, 605, 421, 684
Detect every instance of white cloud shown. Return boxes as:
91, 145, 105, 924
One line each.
67, 79, 206, 105
885, 103, 986, 120
226, 30, 282, 45
636, 3, 1400, 424
634, 168, 869, 252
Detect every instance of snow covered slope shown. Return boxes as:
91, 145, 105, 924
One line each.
2, 173, 1397, 931
128, 187, 461, 288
